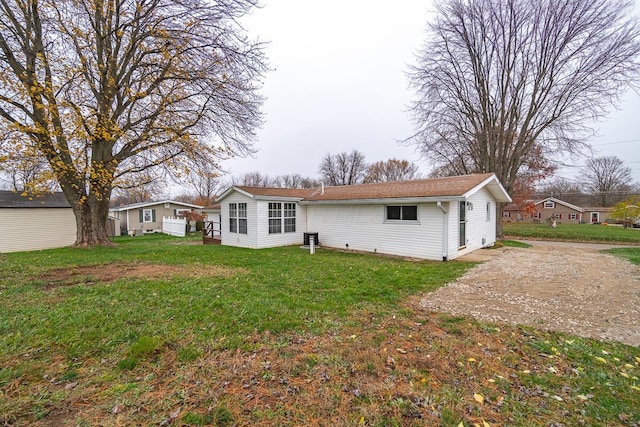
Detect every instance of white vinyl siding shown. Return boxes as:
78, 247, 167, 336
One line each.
451, 187, 497, 259
256, 201, 305, 247
0, 208, 76, 253
306, 203, 443, 260
221, 194, 258, 248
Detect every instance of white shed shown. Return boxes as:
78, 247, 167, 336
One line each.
216, 173, 511, 261
0, 191, 76, 253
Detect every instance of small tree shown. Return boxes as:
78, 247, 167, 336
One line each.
610, 196, 640, 228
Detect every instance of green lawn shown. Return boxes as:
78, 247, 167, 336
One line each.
1, 234, 638, 426
503, 221, 640, 244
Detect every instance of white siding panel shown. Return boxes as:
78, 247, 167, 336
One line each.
450, 188, 498, 260
255, 201, 306, 248
220, 193, 259, 248
306, 203, 444, 260
0, 208, 76, 253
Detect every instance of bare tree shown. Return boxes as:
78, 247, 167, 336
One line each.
272, 173, 320, 188
111, 175, 167, 206
407, 0, 640, 236
232, 172, 274, 187
583, 156, 635, 206
319, 150, 367, 186
0, 0, 266, 246
364, 159, 420, 183
536, 177, 586, 205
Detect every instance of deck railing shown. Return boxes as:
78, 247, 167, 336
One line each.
203, 221, 221, 244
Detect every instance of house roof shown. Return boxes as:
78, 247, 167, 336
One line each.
218, 173, 512, 204
535, 197, 584, 213
109, 200, 203, 211
0, 190, 71, 208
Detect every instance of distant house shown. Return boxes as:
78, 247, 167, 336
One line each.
109, 200, 203, 235
503, 197, 613, 224
216, 173, 511, 261
0, 191, 76, 253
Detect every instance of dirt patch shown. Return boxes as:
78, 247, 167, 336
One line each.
420, 241, 640, 346
40, 263, 244, 289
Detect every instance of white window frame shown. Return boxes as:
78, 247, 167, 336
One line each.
229, 203, 247, 234
385, 205, 418, 222
486, 202, 491, 221
544, 201, 555, 209
553, 213, 562, 219
268, 202, 296, 234
569, 213, 577, 220
502, 211, 510, 218
143, 209, 153, 223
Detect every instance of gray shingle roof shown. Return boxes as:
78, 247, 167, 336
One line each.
0, 191, 71, 208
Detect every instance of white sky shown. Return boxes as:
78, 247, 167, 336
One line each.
220, 0, 640, 185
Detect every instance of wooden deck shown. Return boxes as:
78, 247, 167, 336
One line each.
203, 221, 221, 245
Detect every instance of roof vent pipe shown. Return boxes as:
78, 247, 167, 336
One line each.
321, 182, 325, 195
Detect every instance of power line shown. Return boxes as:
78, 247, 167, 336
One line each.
590, 138, 640, 146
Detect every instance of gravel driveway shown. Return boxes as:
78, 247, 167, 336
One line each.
420, 241, 640, 346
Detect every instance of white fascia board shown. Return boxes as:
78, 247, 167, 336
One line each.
300, 196, 464, 205
463, 174, 512, 203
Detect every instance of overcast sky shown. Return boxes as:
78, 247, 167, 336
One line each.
220, 0, 640, 186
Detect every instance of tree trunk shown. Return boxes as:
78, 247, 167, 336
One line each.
71, 193, 115, 247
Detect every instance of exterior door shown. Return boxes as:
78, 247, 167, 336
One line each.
591, 212, 599, 223
459, 201, 466, 248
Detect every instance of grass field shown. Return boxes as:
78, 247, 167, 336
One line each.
1, 234, 639, 426
503, 222, 640, 244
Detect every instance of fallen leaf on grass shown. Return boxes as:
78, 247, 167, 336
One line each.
595, 357, 607, 364
473, 393, 485, 404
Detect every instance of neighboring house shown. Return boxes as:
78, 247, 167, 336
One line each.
503, 197, 613, 224
0, 190, 76, 253
217, 173, 511, 261
582, 206, 614, 224
109, 200, 203, 235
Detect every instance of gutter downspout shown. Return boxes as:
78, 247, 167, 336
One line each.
437, 201, 448, 261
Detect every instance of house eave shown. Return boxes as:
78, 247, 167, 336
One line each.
300, 196, 465, 205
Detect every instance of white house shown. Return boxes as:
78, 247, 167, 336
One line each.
0, 191, 77, 253
216, 173, 512, 261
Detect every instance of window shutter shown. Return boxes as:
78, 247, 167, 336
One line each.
173, 209, 177, 216
152, 209, 156, 222
139, 209, 143, 222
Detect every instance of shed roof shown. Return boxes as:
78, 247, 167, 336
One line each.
0, 191, 71, 208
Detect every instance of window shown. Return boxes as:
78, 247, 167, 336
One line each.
140, 208, 155, 223
486, 202, 491, 221
502, 211, 510, 218
284, 203, 296, 232
268, 203, 282, 234
569, 213, 577, 220
553, 213, 562, 219
229, 203, 247, 234
386, 205, 417, 221
544, 201, 555, 209
533, 212, 541, 219
268, 202, 296, 234
238, 203, 247, 234
229, 203, 237, 233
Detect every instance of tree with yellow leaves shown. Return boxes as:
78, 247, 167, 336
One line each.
0, 0, 266, 246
